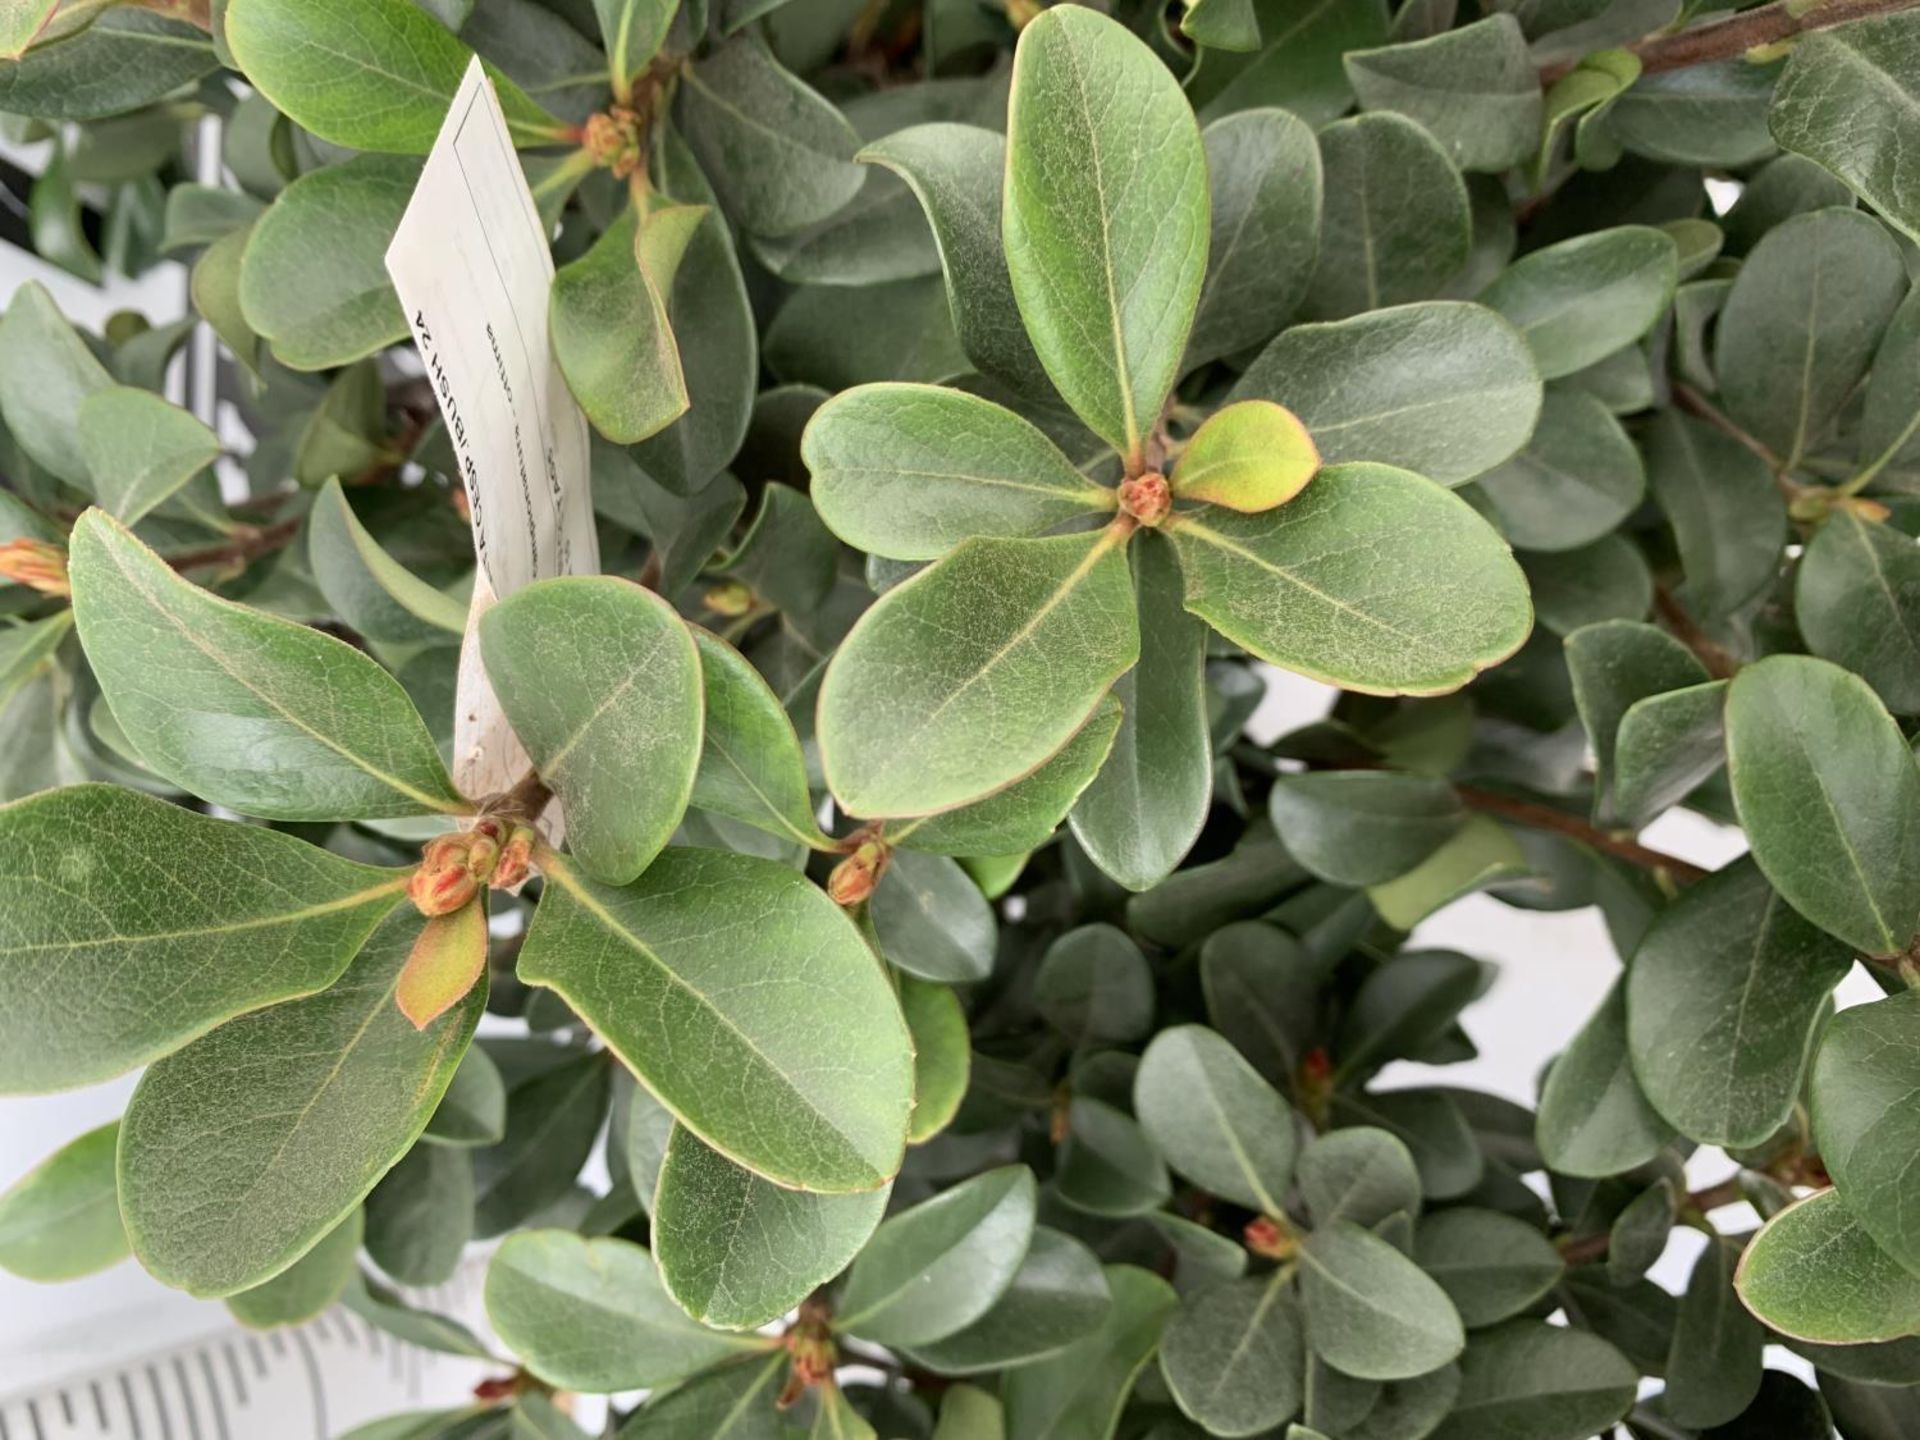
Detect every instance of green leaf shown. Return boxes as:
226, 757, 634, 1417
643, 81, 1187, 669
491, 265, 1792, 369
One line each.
1737, 1188, 1920, 1345
654, 1125, 889, 1331
238, 153, 417, 371
1344, 16, 1542, 173
905, 1228, 1112, 1375
551, 206, 689, 446
1186, 108, 1323, 370
69, 511, 465, 820
309, 477, 468, 648
1297, 1127, 1420, 1231
1413, 1208, 1562, 1328
858, 123, 1052, 399
896, 694, 1122, 857
1470, 390, 1643, 553
192, 225, 262, 377
1813, 991, 1920, 1275
1857, 288, 1920, 488
1342, 1367, 1461, 1440
1336, 951, 1488, 1079
0, 280, 113, 485
1268, 771, 1465, 887
933, 1386, 1003, 1440
1608, 1180, 1675, 1288
1057, 1097, 1172, 1218
1159, 1274, 1304, 1437
804, 383, 1114, 562
1715, 207, 1906, 465
689, 626, 829, 850
519, 849, 915, 1193
1524, 536, 1653, 639
1035, 924, 1154, 1044
0, 1121, 127, 1282
345, 1271, 491, 1360
1232, 302, 1542, 486
1189, 0, 1387, 126
1665, 1238, 1764, 1429
1335, 1089, 1483, 1203
75, 384, 221, 526
1168, 463, 1531, 695
1536, 981, 1674, 1178
1299, 1220, 1465, 1381
1004, 4, 1208, 458
818, 529, 1138, 819
118, 906, 483, 1297
0, 784, 407, 1093
1607, 59, 1776, 168
766, 273, 969, 391
1635, 410, 1781, 625
749, 168, 941, 287
1798, 511, 1920, 715
1534, 48, 1638, 184
594, 0, 674, 91
1565, 618, 1711, 824
1135, 1024, 1297, 1215
1612, 680, 1728, 828
0, 12, 219, 120
870, 849, 996, 984
1480, 225, 1678, 380
810, 1386, 876, 1440
1001, 1266, 1179, 1440
617, 1352, 786, 1439
427, 1044, 508, 1147
1771, 13, 1920, 243
473, 1051, 609, 1237
485, 1230, 766, 1392
1727, 654, 1920, 956
1071, 537, 1213, 891
481, 576, 702, 886
1170, 400, 1318, 512
227, 1210, 363, 1329
900, 975, 969, 1144
838, 1166, 1037, 1346
1428, 1321, 1637, 1440
1627, 856, 1852, 1148
677, 33, 863, 238
224, 0, 564, 151
1303, 112, 1470, 321
365, 1141, 473, 1287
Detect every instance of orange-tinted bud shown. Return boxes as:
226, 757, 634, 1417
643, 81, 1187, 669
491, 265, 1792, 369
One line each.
1244, 1214, 1299, 1261
491, 825, 536, 890
1117, 472, 1171, 526
703, 579, 754, 617
827, 839, 889, 906
583, 107, 644, 178
0, 538, 70, 597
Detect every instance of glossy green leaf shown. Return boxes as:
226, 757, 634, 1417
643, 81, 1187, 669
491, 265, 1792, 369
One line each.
689, 627, 829, 850
1269, 771, 1464, 887
838, 1165, 1037, 1346
1135, 1025, 1297, 1215
804, 383, 1113, 562
1813, 991, 1920, 1275
0, 280, 112, 485
766, 274, 969, 391
654, 1125, 888, 1331
595, 0, 675, 91
1665, 1238, 1764, 1429
1798, 511, 1920, 715
1344, 16, 1541, 173
901, 975, 969, 1144
869, 848, 996, 984
1170, 400, 1318, 512
818, 529, 1137, 819
904, 1227, 1111, 1375
309, 477, 467, 648
1159, 1274, 1304, 1437
1857, 287, 1920, 488
1471, 389, 1643, 553
485, 1230, 765, 1392
1481, 225, 1678, 380
1298, 1127, 1422, 1230
1004, 4, 1208, 458
1606, 59, 1776, 168
0, 784, 407, 1094
365, 1141, 473, 1287
551, 206, 688, 446
1628, 856, 1852, 1148
519, 849, 915, 1193
481, 576, 702, 886
1613, 680, 1728, 828
473, 1051, 609, 1237
1304, 112, 1469, 321
677, 33, 863, 238
1299, 1220, 1465, 1381
1565, 618, 1711, 824
1035, 924, 1154, 1044
1737, 1188, 1920, 1345
0, 1121, 127, 1282
1536, 981, 1673, 1178
69, 511, 464, 820
617, 1352, 786, 1439
1771, 14, 1920, 243
1057, 1097, 1171, 1218
74, 385, 219, 527
239, 153, 417, 371
1001, 1266, 1178, 1440
1523, 536, 1653, 639
1171, 463, 1531, 695
1428, 1321, 1636, 1440
1715, 208, 1906, 465
1727, 654, 1920, 956
1337, 951, 1487, 1079
0, 12, 219, 120
120, 906, 482, 1297
427, 1044, 508, 1147
227, 1210, 363, 1330
224, 0, 563, 151
1608, 1180, 1676, 1288
1413, 1208, 1561, 1328
1232, 302, 1541, 486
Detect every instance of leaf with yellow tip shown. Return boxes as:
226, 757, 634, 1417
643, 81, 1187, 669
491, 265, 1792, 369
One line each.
397, 896, 489, 1030
1172, 401, 1319, 513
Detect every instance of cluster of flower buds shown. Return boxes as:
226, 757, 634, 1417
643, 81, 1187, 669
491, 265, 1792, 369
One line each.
407, 816, 537, 917
779, 1298, 838, 1407
582, 106, 645, 178
1117, 471, 1171, 526
0, 538, 70, 596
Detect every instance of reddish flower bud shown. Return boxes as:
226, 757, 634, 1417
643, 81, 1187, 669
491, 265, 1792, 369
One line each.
0, 538, 70, 597
1117, 472, 1171, 526
583, 107, 644, 178
491, 825, 537, 890
827, 840, 890, 907
1243, 1214, 1299, 1261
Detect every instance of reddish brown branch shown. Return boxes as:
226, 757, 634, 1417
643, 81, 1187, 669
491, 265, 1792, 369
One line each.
1558, 1176, 1751, 1265
1540, 0, 1920, 83
162, 517, 302, 573
1455, 785, 1710, 884
1652, 583, 1740, 681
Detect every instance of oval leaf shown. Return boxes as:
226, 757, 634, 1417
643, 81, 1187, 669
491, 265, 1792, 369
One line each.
1171, 400, 1319, 512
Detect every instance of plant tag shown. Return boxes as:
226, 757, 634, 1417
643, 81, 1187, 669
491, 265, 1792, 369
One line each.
385, 56, 597, 809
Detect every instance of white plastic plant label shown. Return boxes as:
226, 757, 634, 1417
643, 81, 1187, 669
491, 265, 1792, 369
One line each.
385, 56, 597, 807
